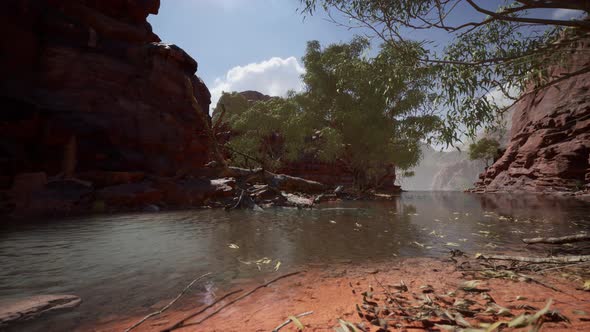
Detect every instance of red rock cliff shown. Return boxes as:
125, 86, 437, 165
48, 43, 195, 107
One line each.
472, 37, 590, 193
0, 0, 215, 179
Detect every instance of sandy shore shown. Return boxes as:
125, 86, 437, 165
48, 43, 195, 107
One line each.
84, 257, 590, 332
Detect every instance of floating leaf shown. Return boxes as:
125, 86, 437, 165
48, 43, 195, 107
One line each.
329, 220, 337, 224
228, 243, 239, 249
445, 242, 461, 247
583, 280, 590, 291
274, 261, 282, 271
288, 315, 305, 330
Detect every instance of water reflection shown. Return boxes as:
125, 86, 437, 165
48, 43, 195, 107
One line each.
0, 192, 588, 331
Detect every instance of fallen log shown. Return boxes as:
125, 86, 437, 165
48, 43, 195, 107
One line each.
224, 167, 327, 194
522, 233, 590, 244
478, 254, 590, 264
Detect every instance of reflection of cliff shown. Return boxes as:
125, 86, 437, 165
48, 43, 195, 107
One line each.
473, 193, 589, 222
402, 145, 485, 191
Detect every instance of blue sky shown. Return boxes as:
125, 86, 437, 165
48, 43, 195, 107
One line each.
148, 1, 583, 108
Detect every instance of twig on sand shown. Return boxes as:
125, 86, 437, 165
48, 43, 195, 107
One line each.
538, 261, 590, 273
124, 272, 212, 332
478, 254, 590, 264
523, 233, 590, 244
272, 311, 314, 332
161, 288, 244, 332
171, 271, 303, 330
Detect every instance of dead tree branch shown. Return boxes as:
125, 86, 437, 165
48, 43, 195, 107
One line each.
124, 272, 211, 332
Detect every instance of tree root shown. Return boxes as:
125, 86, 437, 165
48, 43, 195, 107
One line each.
161, 288, 244, 332
167, 271, 303, 330
124, 272, 211, 332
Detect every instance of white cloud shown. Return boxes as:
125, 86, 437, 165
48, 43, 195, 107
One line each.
552, 9, 585, 20
210, 56, 305, 110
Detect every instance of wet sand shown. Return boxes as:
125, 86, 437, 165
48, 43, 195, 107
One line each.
89, 257, 590, 332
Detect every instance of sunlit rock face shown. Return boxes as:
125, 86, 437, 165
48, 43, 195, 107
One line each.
0, 0, 214, 179
472, 38, 590, 193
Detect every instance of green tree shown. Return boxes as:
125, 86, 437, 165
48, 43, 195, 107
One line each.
299, 37, 440, 187
469, 138, 501, 167
219, 38, 441, 188
300, 0, 589, 145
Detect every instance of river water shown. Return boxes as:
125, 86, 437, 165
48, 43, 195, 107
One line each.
1, 192, 589, 331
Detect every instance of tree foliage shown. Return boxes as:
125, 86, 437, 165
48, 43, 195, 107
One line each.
216, 37, 441, 187
468, 138, 501, 166
299, 0, 590, 145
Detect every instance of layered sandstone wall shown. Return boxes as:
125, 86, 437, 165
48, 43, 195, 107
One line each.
1, 0, 214, 179
0, 0, 227, 215
472, 38, 590, 193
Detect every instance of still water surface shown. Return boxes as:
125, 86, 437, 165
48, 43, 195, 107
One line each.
1, 192, 589, 330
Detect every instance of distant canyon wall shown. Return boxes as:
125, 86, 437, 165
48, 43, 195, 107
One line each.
400, 145, 486, 191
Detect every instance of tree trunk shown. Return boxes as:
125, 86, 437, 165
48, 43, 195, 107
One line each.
478, 254, 590, 264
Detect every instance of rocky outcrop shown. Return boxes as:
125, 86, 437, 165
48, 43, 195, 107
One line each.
0, 1, 222, 216
239, 90, 272, 104
472, 37, 590, 193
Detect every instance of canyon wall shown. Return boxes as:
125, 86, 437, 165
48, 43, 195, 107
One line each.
472, 38, 590, 193
0, 0, 225, 215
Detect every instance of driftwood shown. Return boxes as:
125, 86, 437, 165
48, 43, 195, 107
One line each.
161, 288, 244, 332
171, 271, 303, 330
124, 272, 211, 332
225, 167, 327, 194
478, 254, 590, 264
0, 295, 81, 327
523, 233, 590, 244
272, 311, 314, 332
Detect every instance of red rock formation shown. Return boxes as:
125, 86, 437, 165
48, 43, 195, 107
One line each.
0, 0, 224, 215
0, 0, 214, 179
472, 37, 590, 193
